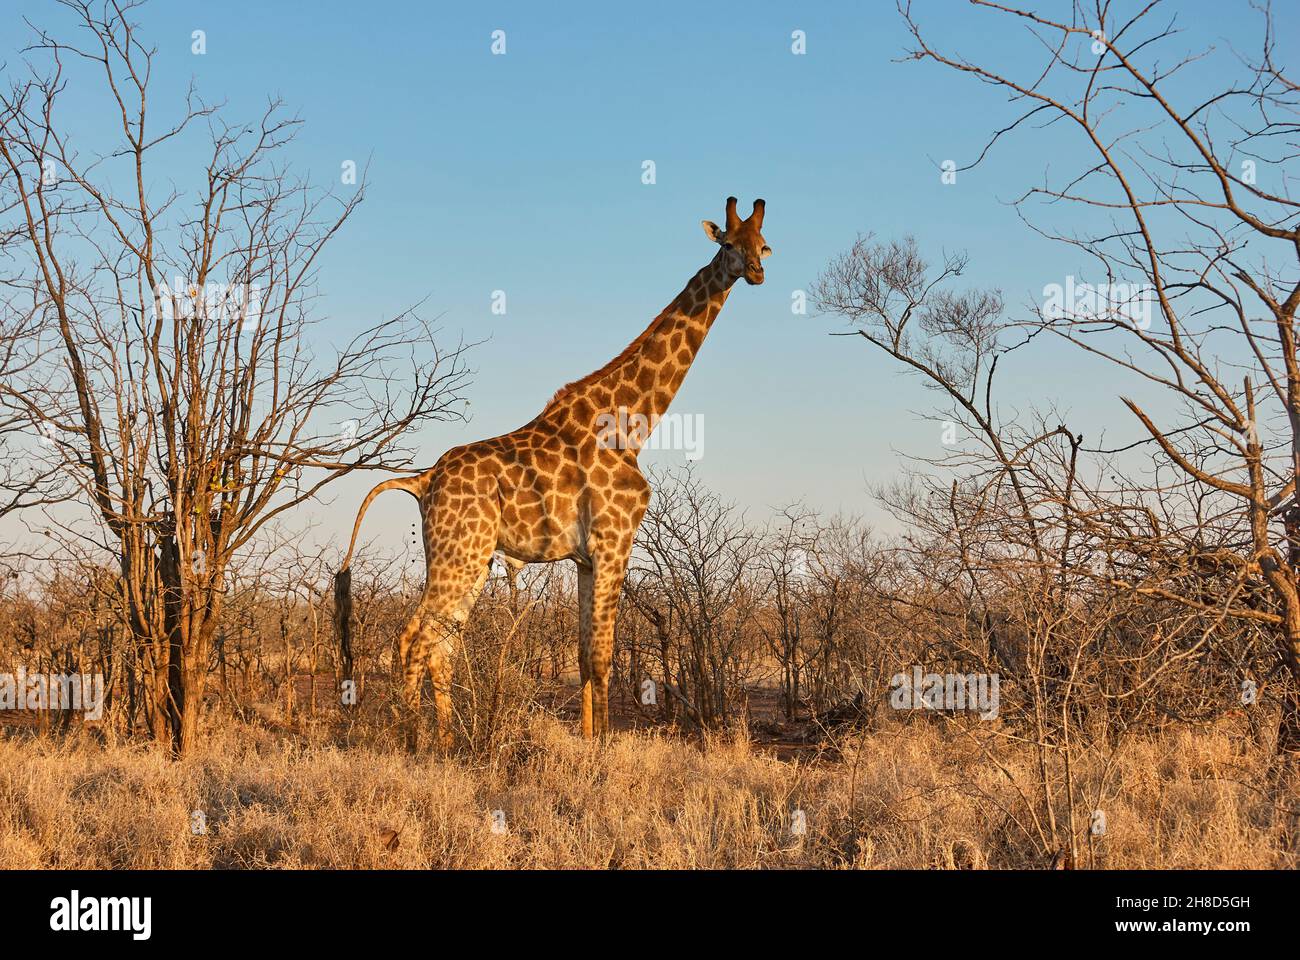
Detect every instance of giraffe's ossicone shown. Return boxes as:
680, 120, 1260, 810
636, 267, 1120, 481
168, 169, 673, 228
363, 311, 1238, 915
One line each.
334, 197, 772, 747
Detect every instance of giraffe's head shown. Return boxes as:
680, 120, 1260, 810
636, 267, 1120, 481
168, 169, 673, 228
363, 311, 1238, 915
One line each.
702, 196, 771, 285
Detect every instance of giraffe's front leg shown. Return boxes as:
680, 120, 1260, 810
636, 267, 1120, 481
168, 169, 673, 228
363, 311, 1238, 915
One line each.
581, 473, 649, 740
588, 543, 634, 739
577, 562, 594, 739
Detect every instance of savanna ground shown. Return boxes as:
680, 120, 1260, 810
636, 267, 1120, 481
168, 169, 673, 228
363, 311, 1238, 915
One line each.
0, 664, 1293, 870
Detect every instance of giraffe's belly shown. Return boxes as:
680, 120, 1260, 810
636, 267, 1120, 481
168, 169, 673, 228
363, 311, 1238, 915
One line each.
495, 479, 585, 565
496, 536, 576, 565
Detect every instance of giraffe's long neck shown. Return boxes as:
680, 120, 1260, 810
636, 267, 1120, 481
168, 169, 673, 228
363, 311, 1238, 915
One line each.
643, 254, 737, 409
536, 250, 738, 450
600, 252, 736, 422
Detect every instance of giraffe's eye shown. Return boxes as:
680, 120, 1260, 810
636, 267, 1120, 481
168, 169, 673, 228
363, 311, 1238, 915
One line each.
760, 245, 772, 259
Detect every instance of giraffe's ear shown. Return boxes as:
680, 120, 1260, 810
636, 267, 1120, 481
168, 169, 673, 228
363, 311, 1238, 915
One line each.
701, 220, 726, 244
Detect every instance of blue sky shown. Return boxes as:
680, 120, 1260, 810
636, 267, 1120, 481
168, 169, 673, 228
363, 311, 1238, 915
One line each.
5, 0, 1293, 553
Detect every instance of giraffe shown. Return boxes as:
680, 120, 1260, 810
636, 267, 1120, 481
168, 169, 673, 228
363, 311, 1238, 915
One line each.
334, 196, 771, 747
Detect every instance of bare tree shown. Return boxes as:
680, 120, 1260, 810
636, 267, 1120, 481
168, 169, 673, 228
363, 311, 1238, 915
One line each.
900, 0, 1300, 760
0, 0, 470, 753
757, 504, 817, 720
628, 466, 760, 727
802, 516, 881, 714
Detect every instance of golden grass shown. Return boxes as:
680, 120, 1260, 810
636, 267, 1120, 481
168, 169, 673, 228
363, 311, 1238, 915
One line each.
0, 713, 1291, 869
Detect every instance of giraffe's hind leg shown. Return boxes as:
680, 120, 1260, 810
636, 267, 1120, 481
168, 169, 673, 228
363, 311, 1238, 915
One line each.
399, 468, 500, 752
398, 549, 494, 751
397, 592, 445, 752
426, 561, 491, 750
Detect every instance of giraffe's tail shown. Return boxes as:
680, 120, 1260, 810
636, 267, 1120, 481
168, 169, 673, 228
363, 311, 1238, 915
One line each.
334, 473, 428, 685
337, 473, 428, 574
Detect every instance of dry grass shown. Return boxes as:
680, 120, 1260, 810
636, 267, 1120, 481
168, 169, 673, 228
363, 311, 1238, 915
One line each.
0, 709, 1292, 869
